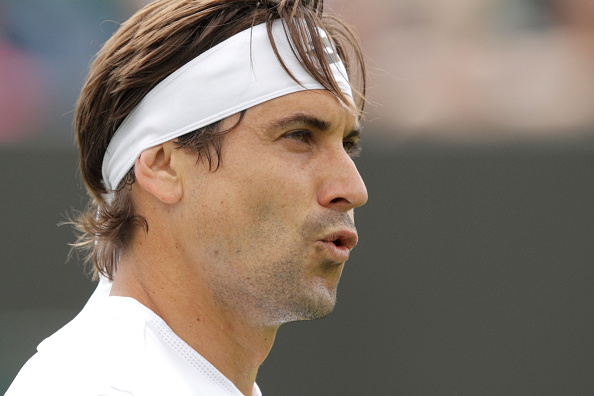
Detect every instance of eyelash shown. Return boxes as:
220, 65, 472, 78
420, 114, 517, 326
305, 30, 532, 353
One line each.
284, 130, 362, 157
344, 140, 362, 157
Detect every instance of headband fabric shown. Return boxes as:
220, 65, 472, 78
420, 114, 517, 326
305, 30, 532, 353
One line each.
101, 19, 352, 198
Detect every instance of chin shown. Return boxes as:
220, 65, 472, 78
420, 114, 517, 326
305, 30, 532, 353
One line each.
300, 305, 335, 321
291, 284, 338, 321
263, 288, 337, 326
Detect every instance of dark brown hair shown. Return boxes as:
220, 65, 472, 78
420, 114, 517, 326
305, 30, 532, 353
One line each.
72, 0, 366, 280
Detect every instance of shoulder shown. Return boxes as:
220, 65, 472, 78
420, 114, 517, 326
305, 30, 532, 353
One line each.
6, 297, 152, 396
6, 351, 134, 396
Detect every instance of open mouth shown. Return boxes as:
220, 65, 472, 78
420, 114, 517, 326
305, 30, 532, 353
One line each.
321, 230, 357, 251
318, 232, 356, 262
331, 238, 343, 247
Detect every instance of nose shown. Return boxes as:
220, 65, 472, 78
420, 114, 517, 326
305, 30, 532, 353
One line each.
317, 151, 368, 213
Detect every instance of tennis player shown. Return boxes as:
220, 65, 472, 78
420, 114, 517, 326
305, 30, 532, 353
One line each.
7, 0, 367, 394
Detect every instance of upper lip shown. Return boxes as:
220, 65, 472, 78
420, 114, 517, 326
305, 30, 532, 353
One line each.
320, 229, 358, 250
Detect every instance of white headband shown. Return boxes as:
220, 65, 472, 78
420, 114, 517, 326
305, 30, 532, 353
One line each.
101, 19, 352, 199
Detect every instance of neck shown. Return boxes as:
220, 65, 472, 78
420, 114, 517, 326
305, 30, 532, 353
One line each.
111, 235, 278, 396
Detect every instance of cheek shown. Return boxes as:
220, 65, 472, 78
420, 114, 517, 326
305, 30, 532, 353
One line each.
230, 155, 313, 216
229, 177, 309, 260
184, 149, 317, 256
238, 183, 294, 242
184, 172, 288, 252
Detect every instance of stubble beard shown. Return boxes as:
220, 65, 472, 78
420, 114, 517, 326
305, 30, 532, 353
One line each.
254, 255, 342, 325
207, 211, 354, 327
208, 247, 341, 328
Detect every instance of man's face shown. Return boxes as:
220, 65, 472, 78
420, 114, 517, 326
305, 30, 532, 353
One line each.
176, 90, 368, 326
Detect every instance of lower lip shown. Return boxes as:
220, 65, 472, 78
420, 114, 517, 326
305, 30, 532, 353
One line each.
318, 241, 351, 262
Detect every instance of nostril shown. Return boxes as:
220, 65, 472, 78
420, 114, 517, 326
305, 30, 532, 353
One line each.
330, 197, 349, 204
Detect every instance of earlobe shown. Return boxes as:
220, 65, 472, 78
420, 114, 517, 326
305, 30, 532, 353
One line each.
134, 143, 183, 204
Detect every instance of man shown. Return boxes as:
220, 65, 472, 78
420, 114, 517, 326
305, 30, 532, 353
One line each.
7, 0, 367, 395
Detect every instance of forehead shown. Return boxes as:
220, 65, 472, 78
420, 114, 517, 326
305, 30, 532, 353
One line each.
245, 90, 359, 128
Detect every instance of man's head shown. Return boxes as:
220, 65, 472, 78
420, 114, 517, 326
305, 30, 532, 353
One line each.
164, 89, 367, 325
73, 0, 367, 322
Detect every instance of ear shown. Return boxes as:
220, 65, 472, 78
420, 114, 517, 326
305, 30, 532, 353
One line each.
134, 142, 183, 204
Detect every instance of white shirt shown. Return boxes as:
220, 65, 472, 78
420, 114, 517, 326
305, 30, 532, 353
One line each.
6, 278, 262, 396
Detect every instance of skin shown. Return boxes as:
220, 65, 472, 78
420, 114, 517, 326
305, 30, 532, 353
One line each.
110, 90, 368, 395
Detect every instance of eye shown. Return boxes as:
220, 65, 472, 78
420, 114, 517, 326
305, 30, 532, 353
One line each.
343, 139, 362, 157
284, 130, 313, 144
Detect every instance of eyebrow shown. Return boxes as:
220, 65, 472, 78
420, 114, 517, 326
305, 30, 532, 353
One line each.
267, 113, 361, 139
345, 126, 362, 141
